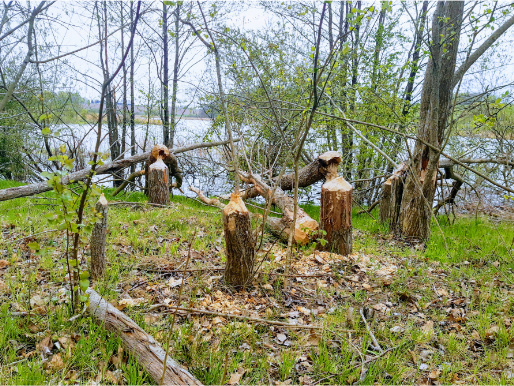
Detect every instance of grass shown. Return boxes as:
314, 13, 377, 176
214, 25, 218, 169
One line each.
1, 180, 514, 384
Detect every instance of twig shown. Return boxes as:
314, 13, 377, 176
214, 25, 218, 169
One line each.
360, 308, 383, 353
154, 305, 347, 330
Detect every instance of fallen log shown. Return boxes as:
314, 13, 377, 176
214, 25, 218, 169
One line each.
0, 139, 237, 202
236, 151, 343, 200
85, 288, 202, 385
239, 171, 318, 245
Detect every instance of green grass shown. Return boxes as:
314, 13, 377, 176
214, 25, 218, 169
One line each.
1, 181, 513, 384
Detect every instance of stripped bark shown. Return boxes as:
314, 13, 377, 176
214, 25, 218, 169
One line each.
0, 139, 237, 202
90, 193, 108, 281
85, 288, 202, 385
222, 193, 255, 287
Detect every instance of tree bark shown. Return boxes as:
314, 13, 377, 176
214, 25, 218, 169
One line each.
222, 193, 255, 288
379, 162, 408, 231
85, 288, 202, 385
170, 3, 181, 149
162, 2, 170, 147
90, 193, 108, 281
319, 176, 353, 255
398, 1, 464, 241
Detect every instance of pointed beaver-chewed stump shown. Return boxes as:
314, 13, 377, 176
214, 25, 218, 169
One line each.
223, 193, 255, 288
379, 162, 408, 231
90, 193, 108, 281
319, 176, 353, 255
148, 144, 170, 206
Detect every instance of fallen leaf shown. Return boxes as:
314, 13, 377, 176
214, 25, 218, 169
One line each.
227, 369, 245, 385
436, 288, 449, 297
421, 320, 434, 337
390, 325, 404, 333
428, 369, 440, 380
0, 260, 9, 269
276, 333, 287, 343
47, 353, 64, 371
37, 336, 53, 356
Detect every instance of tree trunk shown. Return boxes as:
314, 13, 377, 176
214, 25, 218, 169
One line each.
380, 163, 407, 232
398, 1, 464, 241
170, 3, 180, 149
162, 2, 170, 147
239, 172, 318, 245
319, 176, 353, 255
222, 193, 255, 288
90, 193, 108, 281
85, 288, 202, 385
0, 139, 235, 202
236, 151, 342, 201
130, 1, 136, 174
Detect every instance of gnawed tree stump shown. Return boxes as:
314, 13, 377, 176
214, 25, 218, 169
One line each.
379, 163, 408, 231
148, 144, 170, 206
90, 193, 108, 281
319, 169, 353, 255
222, 193, 255, 288
85, 288, 202, 385
113, 144, 183, 197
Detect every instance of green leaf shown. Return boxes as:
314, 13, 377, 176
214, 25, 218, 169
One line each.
79, 271, 89, 280
79, 279, 89, 292
41, 127, 52, 135
28, 241, 40, 251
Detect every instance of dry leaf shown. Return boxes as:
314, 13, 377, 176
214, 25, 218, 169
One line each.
0, 260, 9, 269
276, 333, 287, 343
436, 288, 449, 297
421, 320, 434, 336
428, 369, 440, 380
37, 336, 53, 356
47, 353, 64, 371
227, 369, 245, 385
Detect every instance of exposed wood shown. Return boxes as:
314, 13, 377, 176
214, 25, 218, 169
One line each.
90, 194, 108, 281
237, 151, 342, 200
85, 288, 202, 385
319, 176, 353, 255
148, 158, 170, 206
0, 139, 237, 202
239, 172, 318, 245
222, 193, 255, 288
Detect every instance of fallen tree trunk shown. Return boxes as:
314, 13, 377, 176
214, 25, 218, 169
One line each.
239, 172, 318, 245
237, 151, 343, 200
86, 288, 202, 385
0, 139, 237, 202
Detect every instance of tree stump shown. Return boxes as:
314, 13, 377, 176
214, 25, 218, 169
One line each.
147, 144, 170, 205
222, 193, 255, 288
379, 163, 408, 231
319, 176, 353, 255
90, 193, 108, 281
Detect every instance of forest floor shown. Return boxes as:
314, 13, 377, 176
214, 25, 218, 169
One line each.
1, 180, 514, 385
